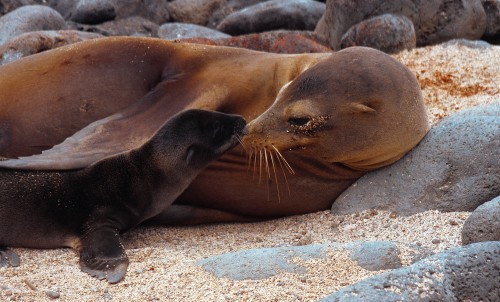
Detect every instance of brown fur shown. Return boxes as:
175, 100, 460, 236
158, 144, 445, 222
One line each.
0, 37, 429, 223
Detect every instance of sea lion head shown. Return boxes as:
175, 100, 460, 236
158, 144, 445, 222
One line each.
147, 109, 247, 171
243, 47, 429, 170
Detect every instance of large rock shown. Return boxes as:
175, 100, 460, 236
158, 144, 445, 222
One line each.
0, 30, 102, 65
166, 0, 225, 25
197, 241, 429, 280
0, 5, 66, 45
216, 0, 325, 35
207, 0, 266, 28
340, 14, 416, 54
0, 0, 44, 15
158, 23, 230, 40
481, 0, 500, 38
47, 0, 170, 25
315, 0, 487, 50
320, 242, 500, 301
181, 30, 331, 53
67, 16, 159, 37
462, 196, 500, 244
332, 104, 500, 216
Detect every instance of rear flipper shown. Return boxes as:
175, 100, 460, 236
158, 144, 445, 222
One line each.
79, 227, 129, 284
0, 246, 20, 268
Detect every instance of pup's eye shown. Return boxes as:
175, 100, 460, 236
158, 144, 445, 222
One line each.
287, 117, 311, 126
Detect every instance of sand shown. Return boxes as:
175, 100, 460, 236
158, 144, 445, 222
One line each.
1, 42, 498, 302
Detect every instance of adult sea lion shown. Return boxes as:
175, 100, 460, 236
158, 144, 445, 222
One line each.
0, 37, 429, 223
0, 109, 246, 283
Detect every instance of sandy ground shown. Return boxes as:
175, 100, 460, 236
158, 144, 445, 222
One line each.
0, 42, 498, 301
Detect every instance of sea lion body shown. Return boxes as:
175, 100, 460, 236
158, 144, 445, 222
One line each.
0, 37, 429, 223
0, 109, 246, 283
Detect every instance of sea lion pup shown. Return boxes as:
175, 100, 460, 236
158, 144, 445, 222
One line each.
0, 109, 246, 283
0, 37, 429, 223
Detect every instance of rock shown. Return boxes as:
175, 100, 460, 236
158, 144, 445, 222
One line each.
182, 30, 331, 53
113, 0, 170, 25
69, 0, 116, 24
443, 38, 492, 49
198, 244, 326, 280
349, 241, 402, 271
207, 0, 266, 29
167, 0, 225, 25
340, 14, 416, 54
332, 104, 500, 216
481, 0, 500, 38
0, 5, 66, 45
320, 242, 500, 301
216, 0, 325, 35
462, 196, 500, 244
0, 0, 44, 15
48, 0, 170, 25
158, 23, 230, 40
0, 30, 102, 65
45, 290, 60, 299
68, 16, 158, 37
315, 0, 487, 50
198, 241, 429, 280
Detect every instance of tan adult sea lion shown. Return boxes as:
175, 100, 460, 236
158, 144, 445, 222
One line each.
0, 109, 246, 283
0, 37, 429, 224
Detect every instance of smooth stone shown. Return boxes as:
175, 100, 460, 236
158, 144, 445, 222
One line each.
216, 0, 325, 35
198, 241, 429, 280
69, 0, 115, 24
167, 0, 225, 25
0, 5, 66, 45
332, 104, 500, 216
340, 14, 416, 53
462, 196, 500, 244
207, 0, 266, 28
481, 0, 500, 37
315, 0, 487, 50
67, 16, 158, 37
320, 242, 500, 301
158, 23, 230, 40
348, 241, 402, 271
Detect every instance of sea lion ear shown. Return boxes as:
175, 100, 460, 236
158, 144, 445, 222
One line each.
349, 102, 377, 113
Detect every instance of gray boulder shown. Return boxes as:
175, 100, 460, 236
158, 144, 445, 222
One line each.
340, 14, 416, 54
462, 196, 500, 244
320, 242, 500, 301
348, 241, 402, 271
481, 0, 500, 38
166, 0, 225, 26
207, 0, 267, 28
216, 0, 325, 35
67, 16, 159, 37
0, 5, 66, 45
197, 241, 429, 280
0, 0, 44, 15
332, 104, 500, 216
315, 0, 487, 50
47, 0, 170, 25
0, 30, 102, 65
158, 23, 230, 40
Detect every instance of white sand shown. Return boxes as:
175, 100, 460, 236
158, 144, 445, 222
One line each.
1, 43, 498, 302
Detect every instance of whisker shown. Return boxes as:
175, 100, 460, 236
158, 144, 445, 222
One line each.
252, 147, 258, 179
271, 145, 295, 174
273, 148, 291, 196
269, 151, 281, 203
259, 149, 263, 184
264, 149, 271, 201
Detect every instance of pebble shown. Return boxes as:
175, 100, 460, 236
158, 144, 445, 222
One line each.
46, 290, 60, 299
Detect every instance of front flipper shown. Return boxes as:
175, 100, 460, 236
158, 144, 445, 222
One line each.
0, 247, 20, 268
79, 228, 129, 284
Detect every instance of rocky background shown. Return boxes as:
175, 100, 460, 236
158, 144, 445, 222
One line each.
0, 0, 499, 301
